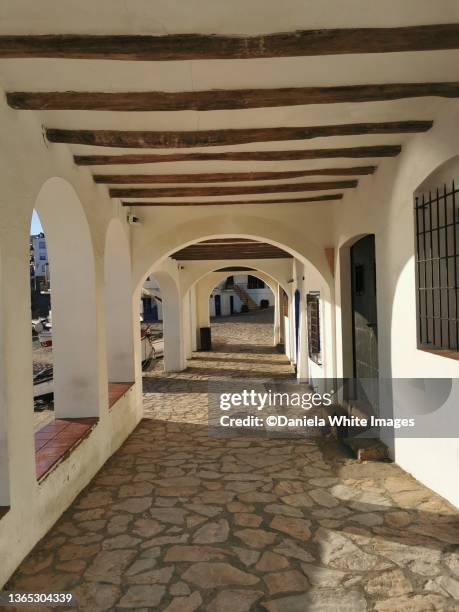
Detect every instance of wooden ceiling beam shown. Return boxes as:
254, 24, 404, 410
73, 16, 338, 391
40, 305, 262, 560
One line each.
8, 83, 459, 111
174, 243, 282, 248
121, 194, 343, 206
176, 248, 286, 255
109, 179, 357, 198
172, 249, 291, 260
76, 145, 400, 165
173, 252, 291, 260
1, 25, 459, 60
173, 252, 289, 258
202, 238, 267, 246
173, 253, 292, 260
94, 167, 375, 184
46, 121, 432, 148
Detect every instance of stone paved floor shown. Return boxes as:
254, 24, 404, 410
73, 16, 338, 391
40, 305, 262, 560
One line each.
6, 311, 459, 610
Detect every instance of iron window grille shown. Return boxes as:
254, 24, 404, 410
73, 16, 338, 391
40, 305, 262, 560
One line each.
307, 292, 321, 364
415, 181, 459, 352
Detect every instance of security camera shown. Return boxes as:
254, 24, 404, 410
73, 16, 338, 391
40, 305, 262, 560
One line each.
127, 213, 142, 226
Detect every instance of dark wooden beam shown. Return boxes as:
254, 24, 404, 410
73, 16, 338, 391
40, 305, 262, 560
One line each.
122, 194, 343, 206
1, 26, 459, 60
179, 246, 283, 254
171, 245, 292, 260
174, 249, 288, 255
174, 252, 292, 260
94, 166, 375, 184
46, 121, 432, 148
109, 180, 357, 198
8, 84, 459, 111
216, 267, 256, 272
202, 239, 259, 244
173, 251, 290, 259
79, 145, 401, 166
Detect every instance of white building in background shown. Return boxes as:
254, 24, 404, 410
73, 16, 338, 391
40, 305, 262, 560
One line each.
141, 276, 163, 321
30, 233, 48, 278
209, 273, 274, 317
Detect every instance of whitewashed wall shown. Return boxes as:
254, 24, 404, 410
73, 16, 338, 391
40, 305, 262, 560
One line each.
333, 103, 459, 507
0, 98, 142, 587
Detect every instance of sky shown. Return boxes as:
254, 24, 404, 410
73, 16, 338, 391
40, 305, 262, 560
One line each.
30, 210, 43, 235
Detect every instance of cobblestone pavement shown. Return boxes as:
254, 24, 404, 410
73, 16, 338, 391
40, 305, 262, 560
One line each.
7, 311, 459, 610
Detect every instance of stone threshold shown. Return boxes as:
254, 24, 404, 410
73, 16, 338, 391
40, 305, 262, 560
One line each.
35, 418, 98, 482
108, 382, 135, 410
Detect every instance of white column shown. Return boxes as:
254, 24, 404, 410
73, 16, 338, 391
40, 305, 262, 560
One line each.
273, 282, 281, 346
132, 290, 144, 409
288, 289, 297, 364
190, 286, 198, 352
296, 267, 309, 381
163, 285, 186, 372
50, 247, 101, 419
195, 281, 211, 350
0, 228, 36, 507
183, 292, 192, 360
104, 221, 135, 382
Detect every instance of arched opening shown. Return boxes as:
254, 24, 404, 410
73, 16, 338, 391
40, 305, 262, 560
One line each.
30, 210, 54, 429
412, 155, 459, 357
136, 232, 334, 380
207, 270, 276, 353
138, 272, 164, 370
136, 267, 182, 374
32, 178, 99, 423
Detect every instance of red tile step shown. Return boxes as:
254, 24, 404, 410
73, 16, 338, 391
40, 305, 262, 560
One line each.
108, 382, 134, 409
35, 418, 98, 481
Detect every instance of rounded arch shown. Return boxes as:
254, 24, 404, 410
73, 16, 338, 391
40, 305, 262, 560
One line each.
181, 261, 290, 298
180, 267, 283, 357
133, 214, 332, 293
388, 152, 459, 377
33, 177, 99, 418
207, 270, 278, 299
203, 269, 277, 317
145, 269, 184, 372
415, 153, 459, 196
104, 218, 135, 382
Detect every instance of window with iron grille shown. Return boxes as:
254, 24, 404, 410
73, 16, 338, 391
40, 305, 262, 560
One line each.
307, 292, 321, 364
415, 180, 459, 352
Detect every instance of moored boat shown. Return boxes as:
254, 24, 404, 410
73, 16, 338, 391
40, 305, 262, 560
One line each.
33, 366, 54, 399
38, 329, 53, 348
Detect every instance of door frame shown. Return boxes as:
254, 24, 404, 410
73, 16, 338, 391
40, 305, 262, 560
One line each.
338, 234, 379, 380
214, 294, 221, 316
350, 234, 379, 380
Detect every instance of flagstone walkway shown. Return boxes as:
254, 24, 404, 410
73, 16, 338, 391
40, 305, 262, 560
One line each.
6, 311, 459, 611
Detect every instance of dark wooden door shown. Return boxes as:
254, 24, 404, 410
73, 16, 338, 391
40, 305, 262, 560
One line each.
351, 235, 379, 380
214, 294, 221, 316
230, 295, 234, 314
